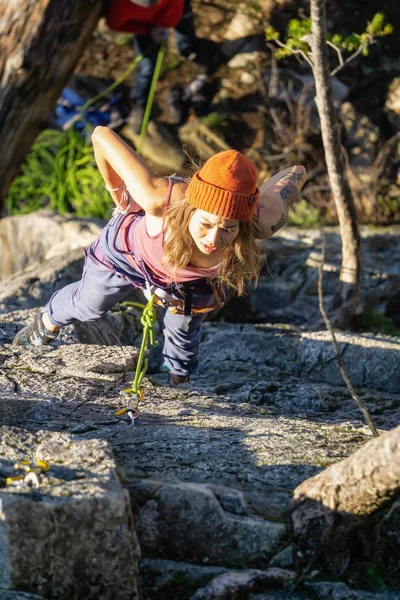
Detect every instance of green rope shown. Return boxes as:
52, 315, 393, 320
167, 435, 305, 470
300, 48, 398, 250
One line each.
80, 54, 144, 114
114, 294, 158, 423
137, 40, 166, 155
64, 42, 164, 153
131, 294, 157, 392
62, 54, 145, 134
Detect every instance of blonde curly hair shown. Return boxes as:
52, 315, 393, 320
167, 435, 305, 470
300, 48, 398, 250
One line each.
163, 197, 261, 296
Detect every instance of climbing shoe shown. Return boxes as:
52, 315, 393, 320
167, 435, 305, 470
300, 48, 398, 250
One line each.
13, 312, 58, 347
169, 373, 190, 388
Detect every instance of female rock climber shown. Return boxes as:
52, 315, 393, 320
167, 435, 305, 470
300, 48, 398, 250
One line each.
13, 126, 306, 386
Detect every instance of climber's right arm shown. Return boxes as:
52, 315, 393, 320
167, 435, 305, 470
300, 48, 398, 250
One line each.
91, 126, 167, 216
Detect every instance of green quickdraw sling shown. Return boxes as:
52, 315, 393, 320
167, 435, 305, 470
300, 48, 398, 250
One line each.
114, 294, 158, 425
137, 39, 166, 155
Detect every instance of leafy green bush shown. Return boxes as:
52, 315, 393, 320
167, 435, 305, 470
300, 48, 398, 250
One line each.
265, 12, 393, 62
288, 199, 320, 228
6, 129, 112, 220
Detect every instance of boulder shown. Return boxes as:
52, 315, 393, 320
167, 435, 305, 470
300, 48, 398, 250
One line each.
0, 249, 86, 314
129, 479, 286, 566
0, 593, 47, 600
200, 324, 400, 394
0, 211, 103, 280
0, 220, 399, 597
223, 5, 265, 70
384, 76, 400, 131
306, 581, 400, 600
121, 121, 185, 174
140, 558, 228, 596
190, 568, 295, 600
0, 428, 140, 600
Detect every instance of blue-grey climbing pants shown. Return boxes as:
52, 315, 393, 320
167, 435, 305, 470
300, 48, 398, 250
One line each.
45, 253, 208, 377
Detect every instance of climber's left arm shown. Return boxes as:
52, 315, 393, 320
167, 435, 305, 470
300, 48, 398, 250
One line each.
255, 165, 307, 239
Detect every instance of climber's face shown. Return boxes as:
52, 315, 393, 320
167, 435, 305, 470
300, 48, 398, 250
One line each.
189, 209, 240, 255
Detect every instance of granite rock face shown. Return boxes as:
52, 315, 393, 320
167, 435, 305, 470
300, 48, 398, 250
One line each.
0, 211, 103, 281
0, 429, 140, 600
0, 224, 399, 598
0, 593, 47, 600
130, 479, 286, 565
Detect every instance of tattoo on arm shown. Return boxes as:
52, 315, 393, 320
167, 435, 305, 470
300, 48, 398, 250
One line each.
271, 186, 298, 232
271, 212, 286, 233
281, 171, 306, 185
260, 168, 305, 234
280, 182, 298, 214
271, 171, 303, 232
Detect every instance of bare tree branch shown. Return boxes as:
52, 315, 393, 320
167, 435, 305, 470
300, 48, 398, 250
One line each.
317, 231, 379, 437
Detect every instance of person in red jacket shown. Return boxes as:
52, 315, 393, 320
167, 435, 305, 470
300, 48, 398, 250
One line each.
107, 0, 213, 131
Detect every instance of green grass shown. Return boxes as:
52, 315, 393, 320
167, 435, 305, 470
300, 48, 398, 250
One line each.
6, 128, 112, 220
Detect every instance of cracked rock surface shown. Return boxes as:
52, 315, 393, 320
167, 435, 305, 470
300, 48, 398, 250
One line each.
1, 225, 399, 598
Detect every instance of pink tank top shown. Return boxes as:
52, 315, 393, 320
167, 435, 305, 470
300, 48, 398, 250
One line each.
129, 179, 219, 285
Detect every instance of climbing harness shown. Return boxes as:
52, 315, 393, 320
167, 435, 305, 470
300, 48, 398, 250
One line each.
114, 294, 158, 425
147, 283, 224, 315
113, 208, 226, 316
2, 459, 50, 490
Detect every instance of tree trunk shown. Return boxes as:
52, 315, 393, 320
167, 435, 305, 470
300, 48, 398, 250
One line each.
310, 0, 363, 328
0, 0, 104, 214
289, 425, 400, 575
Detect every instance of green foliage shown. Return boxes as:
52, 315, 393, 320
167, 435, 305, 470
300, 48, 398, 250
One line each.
353, 306, 400, 336
367, 12, 394, 37
347, 561, 390, 590
6, 129, 111, 220
287, 18, 311, 39
264, 25, 279, 42
338, 33, 363, 53
201, 111, 229, 128
266, 20, 312, 60
265, 12, 393, 63
288, 199, 320, 228
327, 13, 393, 57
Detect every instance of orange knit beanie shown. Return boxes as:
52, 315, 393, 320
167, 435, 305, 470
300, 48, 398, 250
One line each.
185, 150, 260, 221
